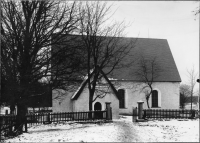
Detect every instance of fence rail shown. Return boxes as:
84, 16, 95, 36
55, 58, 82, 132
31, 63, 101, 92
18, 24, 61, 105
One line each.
143, 109, 197, 119
0, 110, 111, 140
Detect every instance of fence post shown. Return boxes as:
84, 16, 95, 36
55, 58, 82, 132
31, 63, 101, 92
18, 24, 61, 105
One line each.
48, 113, 50, 123
0, 117, 1, 141
0, 123, 1, 141
189, 110, 195, 119
143, 110, 146, 119
105, 102, 111, 120
110, 107, 112, 120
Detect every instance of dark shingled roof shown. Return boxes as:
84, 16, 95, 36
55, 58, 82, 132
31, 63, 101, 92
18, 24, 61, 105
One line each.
104, 38, 181, 82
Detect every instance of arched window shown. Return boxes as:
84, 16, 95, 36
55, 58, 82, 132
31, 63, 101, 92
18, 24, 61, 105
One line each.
152, 90, 158, 107
118, 89, 125, 108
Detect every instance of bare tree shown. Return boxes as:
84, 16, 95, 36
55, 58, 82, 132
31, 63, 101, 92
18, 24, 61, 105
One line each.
133, 55, 162, 108
77, 1, 135, 111
193, 1, 200, 15
197, 89, 200, 110
179, 84, 190, 109
1, 0, 81, 133
187, 67, 198, 110
192, 1, 200, 20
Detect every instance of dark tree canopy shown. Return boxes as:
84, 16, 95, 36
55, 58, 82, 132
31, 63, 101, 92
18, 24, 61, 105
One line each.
1, 0, 83, 132
1, 0, 82, 106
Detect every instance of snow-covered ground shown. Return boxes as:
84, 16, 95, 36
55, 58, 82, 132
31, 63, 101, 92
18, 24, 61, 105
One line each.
4, 116, 199, 142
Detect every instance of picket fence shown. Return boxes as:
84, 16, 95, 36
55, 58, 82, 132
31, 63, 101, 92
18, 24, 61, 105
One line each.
143, 109, 197, 119
0, 110, 111, 140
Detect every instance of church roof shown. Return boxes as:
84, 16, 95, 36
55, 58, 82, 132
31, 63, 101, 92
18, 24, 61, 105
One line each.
104, 37, 181, 82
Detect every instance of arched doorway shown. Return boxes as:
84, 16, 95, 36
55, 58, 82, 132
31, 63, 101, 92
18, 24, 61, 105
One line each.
94, 102, 103, 119
94, 102, 102, 111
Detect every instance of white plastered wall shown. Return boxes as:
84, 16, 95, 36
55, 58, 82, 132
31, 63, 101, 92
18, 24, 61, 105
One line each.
72, 87, 120, 119
115, 81, 180, 115
52, 89, 73, 112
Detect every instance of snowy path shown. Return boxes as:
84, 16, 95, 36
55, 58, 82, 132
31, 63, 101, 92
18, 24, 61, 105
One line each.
4, 121, 140, 142
121, 116, 199, 142
4, 116, 199, 142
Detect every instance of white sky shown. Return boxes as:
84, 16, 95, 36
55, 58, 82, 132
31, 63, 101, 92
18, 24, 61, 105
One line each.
108, 1, 199, 90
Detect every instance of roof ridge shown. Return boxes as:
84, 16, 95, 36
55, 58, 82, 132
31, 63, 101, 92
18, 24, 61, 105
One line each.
54, 33, 167, 40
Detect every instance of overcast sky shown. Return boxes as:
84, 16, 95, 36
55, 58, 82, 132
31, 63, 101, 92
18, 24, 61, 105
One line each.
108, 1, 199, 89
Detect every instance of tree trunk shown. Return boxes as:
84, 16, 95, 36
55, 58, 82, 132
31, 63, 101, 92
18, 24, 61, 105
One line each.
89, 100, 93, 119
89, 101, 93, 111
15, 103, 27, 134
33, 107, 35, 113
146, 98, 150, 109
146, 94, 150, 109
191, 90, 193, 110
10, 104, 15, 115
89, 90, 95, 119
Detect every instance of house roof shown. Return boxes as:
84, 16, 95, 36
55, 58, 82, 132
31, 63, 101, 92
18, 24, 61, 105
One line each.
104, 37, 181, 82
71, 67, 120, 100
71, 78, 88, 100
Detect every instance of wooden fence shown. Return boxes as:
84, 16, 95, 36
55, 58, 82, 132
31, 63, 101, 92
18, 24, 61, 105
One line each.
26, 110, 109, 126
0, 110, 111, 140
143, 109, 197, 119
